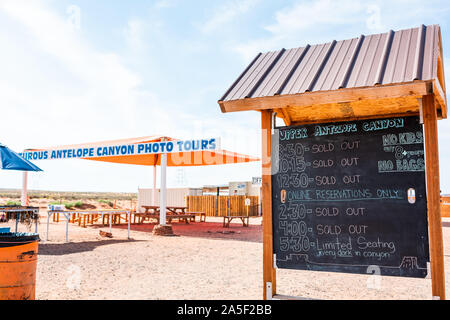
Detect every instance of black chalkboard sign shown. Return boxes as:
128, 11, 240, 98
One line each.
272, 116, 429, 278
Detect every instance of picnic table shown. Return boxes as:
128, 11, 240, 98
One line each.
185, 211, 206, 222
222, 215, 249, 228
141, 205, 188, 214
46, 209, 131, 242
166, 206, 189, 215
133, 206, 160, 224
136, 205, 196, 224
141, 205, 161, 214
0, 206, 40, 233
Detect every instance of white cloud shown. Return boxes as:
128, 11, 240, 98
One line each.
230, 0, 366, 63
264, 0, 364, 36
0, 0, 262, 192
123, 16, 165, 52
123, 18, 146, 50
155, 0, 176, 9
200, 0, 260, 34
366, 4, 383, 32
0, 0, 142, 146
231, 0, 450, 63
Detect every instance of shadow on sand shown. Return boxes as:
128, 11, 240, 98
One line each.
38, 238, 145, 256
112, 221, 263, 243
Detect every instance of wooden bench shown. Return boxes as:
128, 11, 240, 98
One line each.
223, 215, 249, 228
167, 214, 195, 224
185, 211, 206, 222
53, 210, 130, 227
133, 213, 160, 224
133, 213, 195, 224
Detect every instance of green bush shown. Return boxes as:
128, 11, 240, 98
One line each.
74, 201, 83, 208
64, 202, 75, 209
6, 200, 21, 206
99, 199, 114, 207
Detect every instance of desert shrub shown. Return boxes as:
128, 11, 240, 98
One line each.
64, 202, 75, 209
6, 200, 21, 206
99, 199, 114, 207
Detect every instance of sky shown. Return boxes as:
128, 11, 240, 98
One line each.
1, 0, 450, 193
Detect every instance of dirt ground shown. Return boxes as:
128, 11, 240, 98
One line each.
1, 194, 449, 300
2, 210, 446, 300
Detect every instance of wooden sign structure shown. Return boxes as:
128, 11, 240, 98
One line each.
272, 116, 429, 278
218, 25, 447, 299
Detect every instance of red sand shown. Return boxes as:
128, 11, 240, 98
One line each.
113, 219, 262, 243
14, 214, 450, 299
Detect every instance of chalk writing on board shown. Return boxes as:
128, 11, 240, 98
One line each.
272, 116, 429, 278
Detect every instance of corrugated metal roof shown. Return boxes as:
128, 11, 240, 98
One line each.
220, 24, 441, 102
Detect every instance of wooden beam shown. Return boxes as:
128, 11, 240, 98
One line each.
261, 109, 276, 299
286, 95, 422, 123
275, 108, 292, 126
423, 94, 446, 300
433, 79, 447, 119
436, 28, 447, 109
220, 81, 431, 113
289, 111, 421, 126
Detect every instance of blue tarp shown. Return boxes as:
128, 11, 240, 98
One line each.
0, 144, 42, 171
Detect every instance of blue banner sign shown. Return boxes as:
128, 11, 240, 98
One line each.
20, 138, 219, 161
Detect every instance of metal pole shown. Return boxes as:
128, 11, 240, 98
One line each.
153, 165, 157, 206
216, 187, 219, 217
46, 212, 51, 241
35, 209, 38, 233
21, 171, 28, 206
127, 211, 131, 239
65, 214, 69, 242
109, 213, 112, 233
259, 186, 262, 216
160, 152, 167, 226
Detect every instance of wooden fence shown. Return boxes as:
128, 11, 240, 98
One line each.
187, 195, 450, 218
441, 196, 450, 218
186, 195, 259, 217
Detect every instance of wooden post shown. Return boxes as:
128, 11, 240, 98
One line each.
261, 109, 276, 299
216, 187, 219, 217
153, 165, 157, 206
422, 94, 446, 300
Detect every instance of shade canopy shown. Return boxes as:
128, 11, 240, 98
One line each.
25, 136, 260, 166
0, 144, 42, 171
87, 149, 259, 166
22, 136, 260, 230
